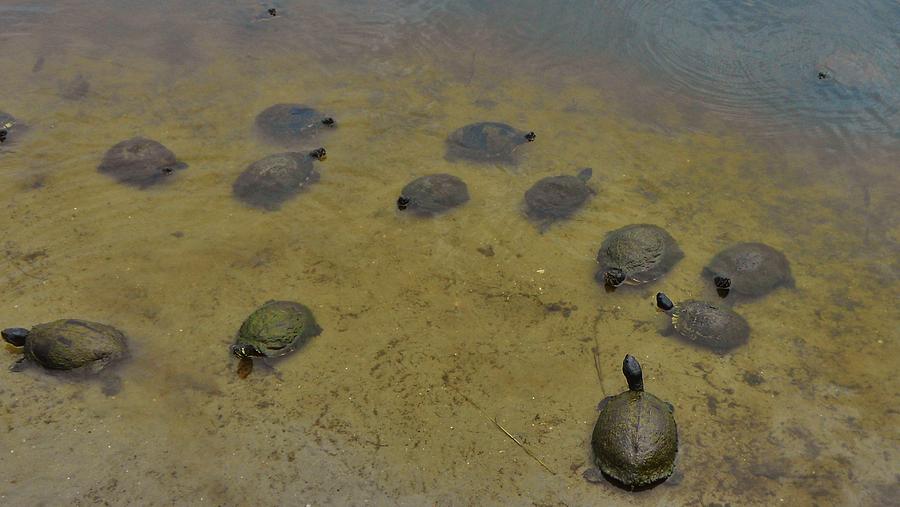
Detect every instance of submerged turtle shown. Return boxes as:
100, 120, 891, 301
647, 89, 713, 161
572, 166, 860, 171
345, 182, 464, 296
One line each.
2, 319, 128, 394
445, 121, 534, 164
596, 224, 683, 288
703, 242, 793, 299
230, 300, 322, 377
656, 292, 750, 352
524, 167, 594, 229
0, 111, 28, 146
97, 137, 188, 188
255, 103, 335, 147
233, 150, 323, 210
59, 74, 90, 100
585, 355, 678, 489
397, 173, 469, 216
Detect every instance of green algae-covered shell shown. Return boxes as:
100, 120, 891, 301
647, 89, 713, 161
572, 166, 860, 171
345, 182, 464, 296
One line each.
597, 224, 683, 285
703, 242, 793, 298
591, 390, 678, 487
445, 122, 530, 163
672, 300, 750, 352
25, 319, 128, 372
235, 300, 322, 358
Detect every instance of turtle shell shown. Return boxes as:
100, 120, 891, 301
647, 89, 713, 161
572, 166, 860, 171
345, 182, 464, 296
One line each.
0, 111, 28, 146
524, 168, 593, 221
235, 300, 322, 358
596, 224, 683, 285
97, 137, 187, 188
704, 242, 793, 298
671, 300, 750, 352
445, 122, 530, 163
399, 173, 469, 216
255, 104, 330, 147
24, 319, 128, 372
233, 152, 320, 210
592, 390, 678, 487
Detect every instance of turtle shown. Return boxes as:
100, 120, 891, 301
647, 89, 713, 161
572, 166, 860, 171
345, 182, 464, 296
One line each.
230, 300, 322, 378
2, 319, 129, 394
59, 74, 90, 101
595, 224, 683, 288
232, 150, 323, 211
0, 111, 28, 147
703, 242, 793, 299
255, 103, 335, 147
397, 173, 469, 216
584, 354, 678, 489
445, 121, 535, 164
97, 137, 188, 188
523, 167, 594, 230
656, 292, 750, 352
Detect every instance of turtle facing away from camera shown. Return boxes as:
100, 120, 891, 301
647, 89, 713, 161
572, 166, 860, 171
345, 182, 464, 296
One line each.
97, 137, 188, 188
524, 167, 594, 231
232, 151, 323, 211
445, 121, 534, 164
584, 355, 678, 489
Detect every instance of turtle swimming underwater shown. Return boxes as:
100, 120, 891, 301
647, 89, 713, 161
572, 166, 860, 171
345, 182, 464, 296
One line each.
255, 103, 335, 147
397, 173, 469, 216
595, 224, 683, 288
231, 300, 322, 377
703, 242, 793, 299
524, 167, 594, 230
445, 121, 534, 164
2, 319, 129, 394
97, 137, 188, 188
233, 150, 324, 211
0, 111, 28, 147
656, 292, 750, 352
584, 354, 678, 489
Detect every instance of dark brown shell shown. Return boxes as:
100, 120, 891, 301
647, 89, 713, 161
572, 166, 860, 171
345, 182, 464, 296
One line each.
704, 242, 793, 298
255, 104, 330, 147
97, 137, 187, 188
399, 173, 469, 216
232, 152, 319, 210
671, 300, 750, 352
524, 168, 593, 222
25, 319, 128, 372
592, 390, 678, 487
597, 224, 683, 285
445, 122, 529, 163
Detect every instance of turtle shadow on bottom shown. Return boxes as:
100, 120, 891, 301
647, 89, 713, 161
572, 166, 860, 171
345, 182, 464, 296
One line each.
582, 467, 673, 492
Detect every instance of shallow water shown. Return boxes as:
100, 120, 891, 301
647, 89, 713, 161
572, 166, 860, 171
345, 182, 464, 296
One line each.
1, 1, 898, 505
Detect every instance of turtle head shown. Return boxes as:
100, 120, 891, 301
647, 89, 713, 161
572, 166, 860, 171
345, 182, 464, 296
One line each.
656, 292, 675, 312
1, 327, 29, 347
623, 354, 644, 392
524, 131, 536, 142
230, 343, 265, 359
603, 268, 626, 287
714, 276, 731, 290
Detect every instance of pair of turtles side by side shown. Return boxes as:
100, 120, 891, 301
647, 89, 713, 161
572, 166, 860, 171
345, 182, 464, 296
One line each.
524, 167, 594, 231
233, 149, 325, 211
2, 319, 129, 394
1, 111, 28, 147
255, 103, 335, 147
230, 300, 322, 378
97, 137, 188, 188
704, 242, 793, 300
585, 354, 678, 489
656, 292, 750, 352
397, 173, 470, 216
445, 122, 535, 164
596, 224, 683, 288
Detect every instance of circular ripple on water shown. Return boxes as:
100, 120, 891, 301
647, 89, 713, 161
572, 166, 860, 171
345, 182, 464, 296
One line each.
599, 0, 900, 143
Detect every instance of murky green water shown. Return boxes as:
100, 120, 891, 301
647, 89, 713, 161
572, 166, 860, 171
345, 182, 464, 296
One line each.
1, 1, 898, 505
